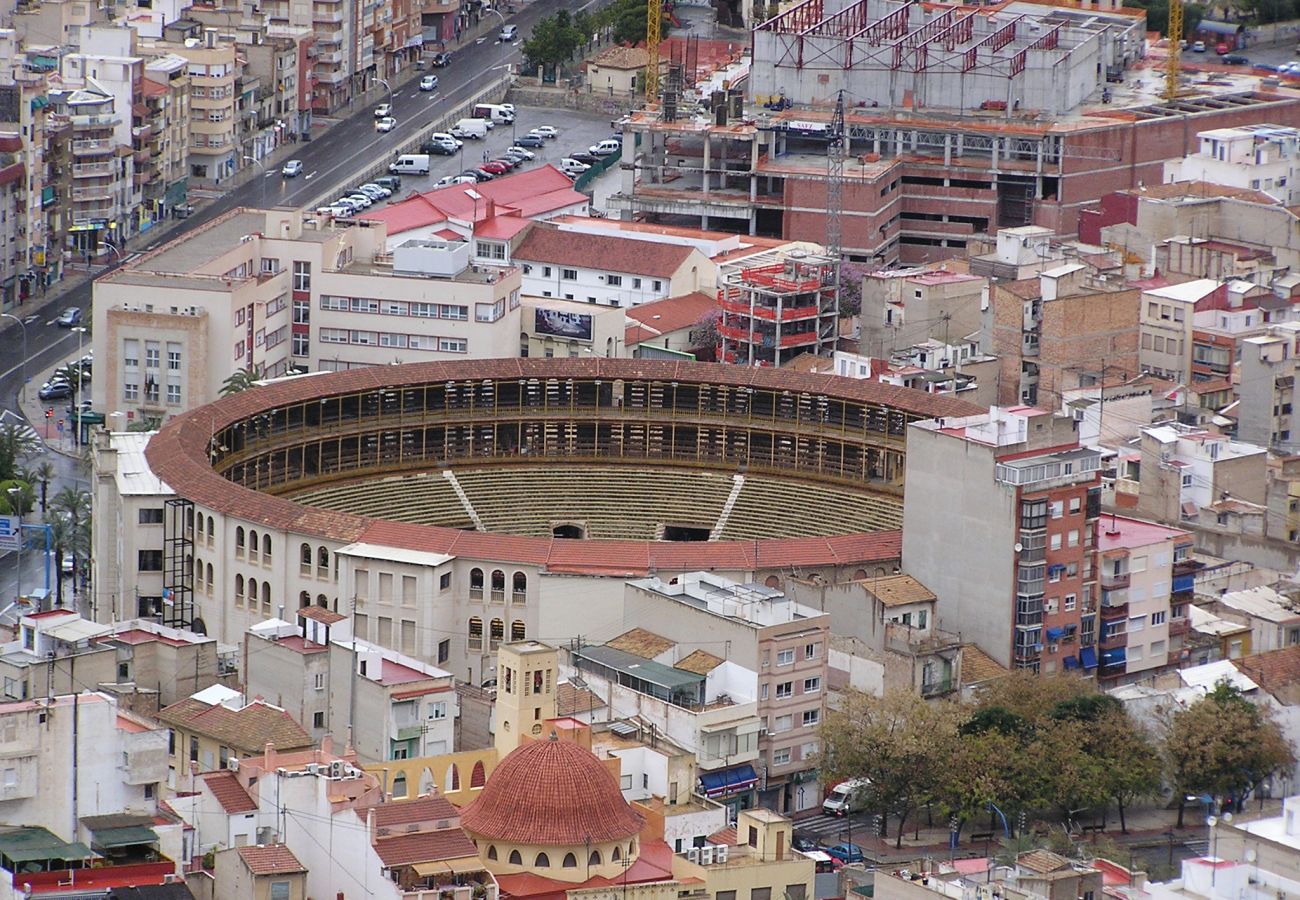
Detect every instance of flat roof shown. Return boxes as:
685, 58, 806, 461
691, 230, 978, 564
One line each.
575, 644, 704, 692
336, 542, 454, 567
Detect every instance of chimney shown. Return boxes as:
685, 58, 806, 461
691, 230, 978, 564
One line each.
320, 733, 333, 758
264, 741, 276, 772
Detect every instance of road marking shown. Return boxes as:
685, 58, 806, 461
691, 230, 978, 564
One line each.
22, 316, 37, 326
305, 171, 317, 179
263, 171, 276, 178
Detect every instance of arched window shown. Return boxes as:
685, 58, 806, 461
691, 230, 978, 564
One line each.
562, 853, 577, 868
187, 555, 195, 579
446, 763, 460, 792
235, 527, 245, 557
629, 840, 636, 856
248, 579, 259, 609
512, 572, 527, 602
249, 530, 260, 562
300, 591, 310, 608
853, 569, 868, 581
764, 575, 782, 589
471, 760, 486, 788
317, 594, 328, 608
511, 621, 526, 641
185, 507, 194, 534
490, 570, 505, 602
535, 853, 550, 868
589, 850, 602, 866
469, 568, 484, 600
317, 546, 329, 574
488, 846, 498, 861
612, 847, 621, 862
300, 543, 312, 575
509, 850, 522, 865
262, 581, 271, 612
468, 617, 483, 651
391, 772, 407, 799
262, 533, 272, 561
206, 563, 213, 593
489, 618, 504, 650
207, 516, 214, 542
235, 574, 245, 607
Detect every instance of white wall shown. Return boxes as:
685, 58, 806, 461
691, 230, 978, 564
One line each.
519, 264, 675, 308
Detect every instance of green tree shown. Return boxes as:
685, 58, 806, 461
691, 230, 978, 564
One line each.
521, 12, 583, 70
0, 423, 38, 483
220, 364, 265, 396
51, 485, 90, 524
23, 461, 55, 515
1090, 707, 1161, 833
1165, 681, 1296, 826
0, 480, 34, 516
818, 688, 961, 848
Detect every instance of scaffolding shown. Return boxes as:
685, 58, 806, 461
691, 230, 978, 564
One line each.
162, 498, 195, 630
717, 254, 840, 367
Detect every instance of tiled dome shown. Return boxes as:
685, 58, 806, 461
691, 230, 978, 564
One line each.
461, 735, 645, 846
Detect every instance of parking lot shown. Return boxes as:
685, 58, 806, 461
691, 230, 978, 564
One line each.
323, 105, 626, 213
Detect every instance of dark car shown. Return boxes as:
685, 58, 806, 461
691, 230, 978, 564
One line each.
515, 133, 545, 148
422, 140, 457, 155
375, 175, 401, 191
791, 835, 818, 853
1223, 54, 1249, 65
492, 157, 522, 169
430, 51, 450, 67
825, 843, 865, 864
463, 169, 494, 182
55, 307, 82, 327
38, 381, 73, 401
568, 151, 599, 165
480, 160, 510, 175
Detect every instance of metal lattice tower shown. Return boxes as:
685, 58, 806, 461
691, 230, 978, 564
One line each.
646, 0, 661, 101
825, 90, 846, 278
1164, 0, 1183, 101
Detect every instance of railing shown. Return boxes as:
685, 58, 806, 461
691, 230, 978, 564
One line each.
72, 138, 112, 154
1100, 571, 1130, 589
71, 113, 121, 127
779, 331, 819, 349
72, 186, 113, 202
717, 297, 822, 322
1100, 630, 1127, 649
921, 677, 954, 697
737, 262, 829, 294
72, 161, 113, 177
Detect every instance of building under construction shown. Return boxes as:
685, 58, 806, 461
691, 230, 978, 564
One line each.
718, 252, 839, 366
610, 0, 1300, 265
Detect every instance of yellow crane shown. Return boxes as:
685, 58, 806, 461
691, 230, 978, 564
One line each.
646, 0, 661, 101
1165, 0, 1183, 101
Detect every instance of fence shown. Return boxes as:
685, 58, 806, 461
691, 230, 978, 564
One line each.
302, 73, 513, 211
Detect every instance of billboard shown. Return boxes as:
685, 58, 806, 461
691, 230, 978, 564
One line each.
0, 516, 20, 553
534, 308, 593, 342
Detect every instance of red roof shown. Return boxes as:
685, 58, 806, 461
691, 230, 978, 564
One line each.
369, 794, 460, 829
236, 843, 307, 875
515, 225, 697, 278
493, 839, 676, 900
373, 828, 480, 867
625, 292, 716, 346
473, 214, 532, 241
202, 770, 258, 814
299, 606, 345, 625
461, 736, 644, 845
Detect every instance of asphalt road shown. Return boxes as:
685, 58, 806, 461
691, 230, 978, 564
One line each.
0, 0, 602, 414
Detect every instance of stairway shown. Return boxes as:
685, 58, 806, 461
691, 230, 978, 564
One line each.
443, 469, 485, 532
710, 474, 746, 541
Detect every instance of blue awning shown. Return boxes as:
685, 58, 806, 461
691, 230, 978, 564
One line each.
1046, 626, 1066, 641
699, 764, 758, 798
1079, 646, 1098, 669
1101, 647, 1127, 666
1062, 655, 1080, 670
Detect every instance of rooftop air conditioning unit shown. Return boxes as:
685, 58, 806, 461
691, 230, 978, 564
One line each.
700, 846, 715, 865
329, 760, 345, 778
226, 757, 239, 771
715, 844, 728, 863
687, 848, 701, 863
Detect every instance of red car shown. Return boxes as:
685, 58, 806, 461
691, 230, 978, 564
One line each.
480, 160, 510, 175
1216, 42, 1230, 55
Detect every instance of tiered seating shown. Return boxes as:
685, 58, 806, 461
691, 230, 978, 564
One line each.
452, 467, 734, 539
716, 476, 902, 540
290, 473, 474, 529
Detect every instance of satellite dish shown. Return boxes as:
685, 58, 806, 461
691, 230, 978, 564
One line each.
1014, 542, 1024, 553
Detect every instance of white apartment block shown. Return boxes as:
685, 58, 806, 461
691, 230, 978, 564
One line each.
1240, 322, 1300, 452
1165, 124, 1300, 206
90, 209, 522, 423
1138, 279, 1220, 382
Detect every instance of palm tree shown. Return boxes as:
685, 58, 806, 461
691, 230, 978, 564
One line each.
51, 486, 90, 528
220, 364, 264, 396
24, 462, 55, 514
0, 423, 38, 482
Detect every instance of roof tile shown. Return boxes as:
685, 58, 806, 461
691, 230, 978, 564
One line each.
236, 844, 306, 875
515, 225, 698, 279
373, 829, 481, 867
158, 697, 313, 754
201, 770, 258, 814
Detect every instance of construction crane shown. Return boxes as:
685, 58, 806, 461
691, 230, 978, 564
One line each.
825, 89, 846, 278
646, 0, 661, 102
1165, 0, 1183, 101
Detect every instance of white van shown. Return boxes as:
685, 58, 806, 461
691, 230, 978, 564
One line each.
389, 153, 431, 175
559, 157, 590, 177
822, 778, 870, 816
451, 118, 489, 140
473, 103, 515, 125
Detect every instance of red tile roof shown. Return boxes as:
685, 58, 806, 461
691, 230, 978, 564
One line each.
369, 794, 460, 829
461, 736, 644, 845
373, 828, 480, 867
515, 225, 697, 278
624, 292, 716, 346
299, 606, 346, 625
1233, 645, 1300, 695
236, 844, 307, 875
158, 697, 314, 754
201, 770, 258, 814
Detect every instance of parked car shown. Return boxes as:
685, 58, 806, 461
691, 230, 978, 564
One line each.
1223, 54, 1249, 65
436, 173, 477, 188
505, 146, 536, 160
568, 151, 598, 165
589, 138, 621, 156
1215, 42, 1229, 55
791, 835, 819, 853
357, 183, 389, 199
281, 159, 304, 177
472, 168, 498, 181
1192, 40, 1206, 52
530, 125, 558, 140
375, 175, 402, 191
374, 102, 392, 118
515, 133, 545, 148
332, 197, 363, 212
375, 116, 397, 133
420, 74, 439, 91
481, 160, 512, 173
424, 141, 457, 155
38, 381, 72, 400
345, 193, 374, 208
559, 158, 590, 177
55, 307, 82, 327
824, 844, 865, 864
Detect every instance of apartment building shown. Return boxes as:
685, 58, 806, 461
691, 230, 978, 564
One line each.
1241, 323, 1300, 453
0, 609, 116, 702
903, 407, 1103, 674
1096, 516, 1192, 681
990, 264, 1140, 409
90, 209, 522, 422
860, 268, 985, 360
165, 33, 239, 186
612, 573, 831, 815
1139, 280, 1225, 382
158, 683, 314, 780
1132, 423, 1267, 525
257, 0, 351, 113
143, 54, 192, 222
0, 138, 24, 310
1165, 125, 1300, 207
47, 80, 134, 257
244, 611, 457, 763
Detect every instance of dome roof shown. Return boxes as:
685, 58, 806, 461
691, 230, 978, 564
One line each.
461, 736, 644, 846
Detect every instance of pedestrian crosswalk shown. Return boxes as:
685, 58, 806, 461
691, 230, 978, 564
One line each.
796, 812, 868, 840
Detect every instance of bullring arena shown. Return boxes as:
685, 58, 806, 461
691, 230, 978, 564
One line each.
121, 358, 977, 682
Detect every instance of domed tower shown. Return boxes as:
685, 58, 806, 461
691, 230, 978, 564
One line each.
462, 733, 645, 883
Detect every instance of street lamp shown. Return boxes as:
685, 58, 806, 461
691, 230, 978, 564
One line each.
98, 241, 123, 265
377, 78, 394, 109
1207, 812, 1233, 887
243, 155, 269, 208
70, 327, 87, 448
1, 313, 28, 403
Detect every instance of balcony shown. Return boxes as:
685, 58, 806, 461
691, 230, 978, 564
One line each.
779, 331, 820, 349
1100, 598, 1128, 619
885, 621, 962, 656
71, 112, 121, 128
1022, 336, 1039, 357
920, 677, 954, 698
71, 185, 113, 202
317, 48, 343, 64
1100, 629, 1127, 649
72, 138, 113, 156
314, 8, 345, 21
1100, 570, 1130, 590
72, 161, 113, 178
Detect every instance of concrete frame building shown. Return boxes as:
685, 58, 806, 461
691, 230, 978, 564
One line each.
1240, 322, 1300, 453
1165, 124, 1300, 207
903, 406, 1103, 674
1133, 423, 1268, 526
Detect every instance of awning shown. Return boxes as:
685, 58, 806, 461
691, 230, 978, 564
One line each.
89, 825, 158, 848
412, 856, 484, 877
699, 764, 758, 798
1196, 19, 1243, 34
44, 618, 112, 643
1079, 646, 1098, 670
1100, 647, 1127, 666
1046, 626, 1066, 641
1062, 655, 1080, 670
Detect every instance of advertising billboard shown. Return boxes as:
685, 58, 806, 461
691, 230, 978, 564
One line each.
535, 308, 593, 342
